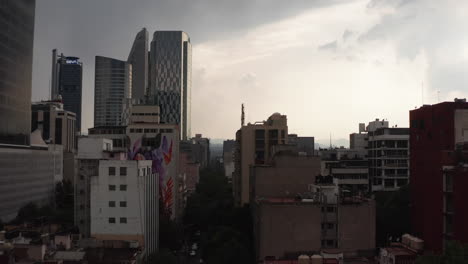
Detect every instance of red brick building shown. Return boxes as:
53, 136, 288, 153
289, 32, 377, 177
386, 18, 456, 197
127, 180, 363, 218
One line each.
409, 100, 468, 252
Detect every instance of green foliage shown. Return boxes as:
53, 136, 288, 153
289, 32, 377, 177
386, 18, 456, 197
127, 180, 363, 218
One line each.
11, 180, 74, 225
146, 248, 177, 264
375, 185, 411, 246
159, 213, 183, 250
202, 226, 251, 264
416, 241, 468, 264
184, 167, 253, 264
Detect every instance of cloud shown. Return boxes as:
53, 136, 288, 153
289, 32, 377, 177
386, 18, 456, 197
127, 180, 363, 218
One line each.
357, 0, 468, 104
318, 40, 338, 52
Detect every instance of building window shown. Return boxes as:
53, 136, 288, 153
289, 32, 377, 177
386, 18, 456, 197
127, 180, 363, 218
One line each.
108, 218, 116, 224
130, 129, 135, 133
80, 175, 84, 180
326, 207, 335, 213
120, 167, 127, 176
80, 189, 85, 195
120, 185, 127, 191
109, 201, 115, 207
109, 185, 116, 191
147, 168, 151, 175
109, 167, 116, 176
120, 217, 127, 224
120, 201, 127, 207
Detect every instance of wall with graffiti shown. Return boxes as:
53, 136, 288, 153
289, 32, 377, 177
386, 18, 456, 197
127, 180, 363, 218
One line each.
128, 132, 179, 218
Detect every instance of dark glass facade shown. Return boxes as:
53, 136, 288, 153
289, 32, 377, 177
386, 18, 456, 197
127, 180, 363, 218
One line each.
0, 0, 36, 145
59, 58, 83, 131
94, 56, 131, 127
149, 31, 192, 140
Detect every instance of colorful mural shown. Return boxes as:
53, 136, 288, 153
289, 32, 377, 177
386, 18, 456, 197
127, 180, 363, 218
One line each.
128, 133, 176, 217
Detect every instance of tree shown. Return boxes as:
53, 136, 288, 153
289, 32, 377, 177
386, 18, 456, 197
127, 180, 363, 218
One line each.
146, 248, 177, 264
183, 167, 254, 264
375, 185, 411, 246
416, 241, 468, 264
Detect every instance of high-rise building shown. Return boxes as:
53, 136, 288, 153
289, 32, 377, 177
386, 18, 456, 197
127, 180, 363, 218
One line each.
149, 31, 192, 140
0, 0, 65, 222
127, 28, 149, 102
94, 56, 132, 127
410, 99, 468, 252
51, 49, 83, 131
233, 113, 288, 205
0, 0, 36, 146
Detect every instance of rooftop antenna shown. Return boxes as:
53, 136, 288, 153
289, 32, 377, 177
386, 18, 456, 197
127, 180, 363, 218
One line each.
241, 103, 245, 127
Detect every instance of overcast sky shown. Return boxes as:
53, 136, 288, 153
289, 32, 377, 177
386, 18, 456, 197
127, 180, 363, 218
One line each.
32, 0, 468, 143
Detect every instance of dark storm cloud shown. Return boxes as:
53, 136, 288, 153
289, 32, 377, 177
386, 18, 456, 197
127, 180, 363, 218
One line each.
32, 0, 349, 131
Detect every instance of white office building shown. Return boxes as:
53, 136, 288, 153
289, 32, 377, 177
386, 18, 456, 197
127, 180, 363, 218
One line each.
90, 160, 158, 256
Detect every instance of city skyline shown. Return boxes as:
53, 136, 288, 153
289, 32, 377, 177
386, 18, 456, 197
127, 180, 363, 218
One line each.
31, 0, 468, 140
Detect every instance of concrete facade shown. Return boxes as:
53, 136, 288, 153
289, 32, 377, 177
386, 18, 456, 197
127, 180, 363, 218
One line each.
410, 100, 468, 252
253, 193, 375, 261
251, 153, 321, 199
75, 137, 123, 237
90, 160, 158, 256
0, 145, 63, 222
127, 28, 149, 102
31, 100, 77, 152
233, 113, 288, 205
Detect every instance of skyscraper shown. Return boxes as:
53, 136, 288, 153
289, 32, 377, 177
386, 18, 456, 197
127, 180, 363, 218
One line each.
0, 0, 36, 146
1, 0, 65, 222
127, 28, 148, 102
149, 31, 192, 140
94, 56, 132, 127
51, 50, 83, 131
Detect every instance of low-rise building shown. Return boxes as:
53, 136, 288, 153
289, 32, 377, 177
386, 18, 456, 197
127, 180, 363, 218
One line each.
251, 154, 375, 262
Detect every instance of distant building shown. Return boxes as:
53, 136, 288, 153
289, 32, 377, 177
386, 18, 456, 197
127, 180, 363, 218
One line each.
31, 100, 77, 152
223, 140, 236, 179
149, 31, 192, 140
367, 119, 409, 191
94, 56, 132, 127
233, 113, 288, 205
191, 134, 210, 169
90, 159, 158, 255
0, 0, 36, 146
288, 135, 315, 155
51, 49, 83, 131
127, 28, 149, 102
88, 126, 128, 153
410, 100, 468, 252
319, 148, 369, 194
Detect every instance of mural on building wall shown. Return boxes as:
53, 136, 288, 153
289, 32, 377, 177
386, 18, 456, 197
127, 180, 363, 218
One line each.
128, 133, 176, 217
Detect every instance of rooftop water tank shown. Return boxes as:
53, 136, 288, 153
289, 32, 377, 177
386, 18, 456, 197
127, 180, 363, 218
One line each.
310, 254, 323, 264
298, 255, 310, 264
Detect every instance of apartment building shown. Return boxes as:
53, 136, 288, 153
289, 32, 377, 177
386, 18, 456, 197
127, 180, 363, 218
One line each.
410, 99, 468, 251
233, 113, 288, 205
